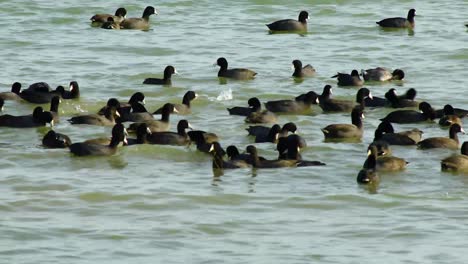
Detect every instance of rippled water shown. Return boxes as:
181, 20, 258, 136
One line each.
1, 0, 468, 263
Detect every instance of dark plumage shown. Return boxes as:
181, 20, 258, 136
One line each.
361, 68, 405, 82
123, 102, 154, 123
69, 123, 127, 156
0, 82, 22, 101
417, 124, 465, 150
0, 107, 54, 128
380, 101, 435, 124
187, 130, 219, 144
42, 130, 71, 148
143, 66, 177, 85
319, 87, 372, 112
385, 88, 418, 108
377, 9, 416, 28
210, 142, 250, 169
321, 106, 364, 140
90, 7, 127, 25
119, 6, 157, 30
373, 121, 422, 145
187, 131, 214, 153
19, 85, 62, 104
125, 123, 152, 145
62, 81, 80, 99
244, 109, 277, 124
153, 91, 198, 115
441, 142, 468, 172
101, 17, 120, 30
68, 107, 120, 126
246, 122, 297, 138
264, 91, 319, 113
331, 70, 363, 86
26, 82, 51, 92
246, 145, 297, 168
128, 103, 176, 132
266, 11, 309, 32
292, 60, 315, 78
357, 147, 379, 184
215, 57, 257, 80
144, 120, 191, 146
277, 135, 325, 167
0, 98, 3, 111
435, 106, 468, 119
254, 124, 280, 143
363, 144, 407, 172
49, 96, 60, 123
227, 97, 262, 116
438, 105, 462, 127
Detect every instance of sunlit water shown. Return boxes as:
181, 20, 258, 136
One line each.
1, 0, 468, 263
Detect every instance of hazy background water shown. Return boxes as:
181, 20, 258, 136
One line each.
0, 0, 467, 263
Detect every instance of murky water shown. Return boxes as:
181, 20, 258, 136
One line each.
1, 0, 468, 263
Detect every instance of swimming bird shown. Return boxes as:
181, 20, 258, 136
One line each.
49, 96, 61, 123
438, 105, 463, 127
61, 81, 80, 99
129, 103, 176, 132
435, 105, 468, 119
276, 135, 325, 167
143, 66, 178, 85
119, 6, 157, 30
0, 82, 22, 101
264, 91, 320, 114
210, 142, 250, 169
441, 142, 468, 172
153, 91, 198, 115
331, 70, 363, 86
227, 97, 262, 116
266, 11, 309, 32
361, 68, 405, 82
144, 120, 192, 146
321, 106, 364, 140
357, 147, 379, 185
292, 60, 315, 78
384, 88, 418, 108
19, 85, 63, 104
417, 124, 465, 150
380, 101, 436, 124
376, 9, 416, 28
319, 87, 372, 113
363, 144, 408, 172
125, 123, 152, 145
69, 123, 127, 156
0, 107, 54, 128
215, 57, 257, 80
42, 130, 72, 148
246, 145, 297, 168
90, 7, 127, 25
101, 17, 121, 30
373, 121, 423, 145
68, 106, 120, 126
244, 109, 278, 124
246, 122, 297, 139
252, 124, 281, 143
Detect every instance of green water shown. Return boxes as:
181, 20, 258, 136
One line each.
1, 0, 468, 263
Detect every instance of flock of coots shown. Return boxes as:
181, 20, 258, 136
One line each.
1, 6, 467, 188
